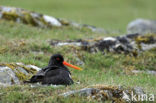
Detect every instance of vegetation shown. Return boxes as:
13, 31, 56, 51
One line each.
0, 0, 156, 102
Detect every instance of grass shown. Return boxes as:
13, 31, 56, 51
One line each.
0, 0, 156, 102
1, 0, 156, 32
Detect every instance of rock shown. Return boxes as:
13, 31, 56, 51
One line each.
126, 33, 140, 39
58, 19, 107, 33
60, 85, 146, 102
133, 87, 144, 95
60, 88, 99, 97
132, 70, 156, 75
56, 42, 82, 46
75, 57, 84, 66
0, 63, 41, 86
141, 43, 156, 51
25, 65, 41, 71
0, 6, 61, 28
0, 66, 20, 85
50, 33, 156, 54
0, 6, 106, 33
30, 83, 64, 88
127, 19, 156, 34
43, 15, 62, 27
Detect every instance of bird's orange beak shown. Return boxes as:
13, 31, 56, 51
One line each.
63, 61, 82, 71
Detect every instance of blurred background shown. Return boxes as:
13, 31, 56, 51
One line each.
1, 0, 156, 32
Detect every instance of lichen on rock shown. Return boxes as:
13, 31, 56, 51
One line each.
0, 63, 41, 86
0, 6, 106, 33
0, 66, 20, 85
50, 33, 156, 55
60, 85, 146, 102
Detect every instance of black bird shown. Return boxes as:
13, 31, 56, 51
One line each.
26, 54, 82, 85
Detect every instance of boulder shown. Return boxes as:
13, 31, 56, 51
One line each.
0, 63, 41, 86
0, 6, 61, 28
127, 19, 156, 34
0, 6, 106, 33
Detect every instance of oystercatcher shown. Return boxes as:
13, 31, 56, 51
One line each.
26, 54, 82, 85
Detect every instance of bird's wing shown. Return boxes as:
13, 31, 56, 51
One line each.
42, 68, 73, 85
29, 66, 58, 83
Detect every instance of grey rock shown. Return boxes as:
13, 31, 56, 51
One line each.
122, 91, 131, 102
141, 43, 156, 51
75, 57, 84, 66
0, 63, 41, 86
133, 87, 144, 95
0, 66, 20, 85
60, 88, 100, 97
30, 83, 64, 88
43, 15, 62, 27
0, 6, 107, 33
127, 19, 156, 34
17, 67, 29, 75
60, 86, 146, 102
50, 33, 156, 54
132, 70, 156, 75
25, 65, 41, 71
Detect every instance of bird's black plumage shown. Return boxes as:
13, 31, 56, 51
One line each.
27, 54, 74, 85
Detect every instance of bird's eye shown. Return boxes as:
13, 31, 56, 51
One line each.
56, 58, 60, 61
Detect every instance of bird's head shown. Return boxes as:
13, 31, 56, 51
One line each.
48, 54, 82, 71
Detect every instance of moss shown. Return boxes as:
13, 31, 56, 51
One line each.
21, 11, 50, 28
80, 26, 92, 32
40, 16, 50, 27
15, 72, 27, 81
11, 78, 15, 84
21, 66, 37, 74
0, 63, 37, 82
92, 85, 120, 91
112, 98, 125, 103
135, 36, 151, 43
2, 11, 19, 21
135, 34, 156, 50
58, 19, 70, 26
15, 64, 37, 80
21, 11, 38, 26
131, 49, 138, 57
1, 8, 53, 28
3, 63, 16, 70
86, 85, 134, 102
